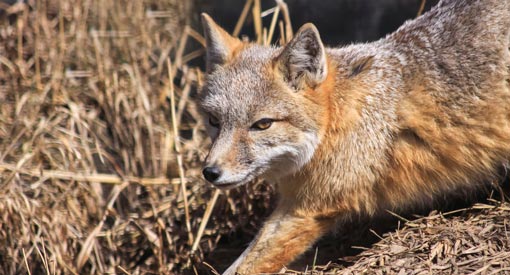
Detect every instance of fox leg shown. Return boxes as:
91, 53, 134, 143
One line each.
222, 203, 335, 275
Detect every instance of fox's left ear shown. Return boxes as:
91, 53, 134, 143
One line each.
275, 23, 327, 90
201, 13, 243, 73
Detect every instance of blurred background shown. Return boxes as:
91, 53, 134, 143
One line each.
199, 0, 439, 45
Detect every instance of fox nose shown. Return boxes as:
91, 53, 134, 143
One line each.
202, 166, 222, 182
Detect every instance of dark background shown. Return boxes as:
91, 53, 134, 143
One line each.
198, 0, 440, 45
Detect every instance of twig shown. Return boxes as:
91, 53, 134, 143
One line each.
191, 189, 221, 253
22, 248, 32, 275
0, 55, 16, 72
233, 0, 254, 37
175, 27, 205, 69
0, 163, 185, 185
385, 210, 411, 223
278, 20, 285, 45
38, 237, 51, 275
312, 247, 319, 269
187, 28, 206, 46
417, 0, 427, 17
176, 79, 192, 127
252, 0, 262, 44
275, 0, 293, 42
202, 262, 221, 275
182, 49, 206, 64
117, 265, 132, 275
369, 229, 384, 241
267, 5, 280, 45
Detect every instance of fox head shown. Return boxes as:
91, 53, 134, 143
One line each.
198, 13, 331, 189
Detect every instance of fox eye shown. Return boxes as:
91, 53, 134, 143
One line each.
251, 118, 274, 130
209, 115, 220, 128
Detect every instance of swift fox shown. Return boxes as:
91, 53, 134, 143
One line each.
198, 0, 510, 274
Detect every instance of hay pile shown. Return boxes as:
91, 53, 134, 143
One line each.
277, 201, 510, 275
326, 201, 510, 275
0, 0, 509, 275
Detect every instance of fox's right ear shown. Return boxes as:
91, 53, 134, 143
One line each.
201, 13, 243, 73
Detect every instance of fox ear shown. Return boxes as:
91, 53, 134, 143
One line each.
276, 23, 327, 90
201, 13, 243, 73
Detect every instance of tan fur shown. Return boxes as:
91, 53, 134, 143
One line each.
198, 1, 510, 274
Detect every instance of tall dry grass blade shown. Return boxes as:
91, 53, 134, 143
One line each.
76, 218, 103, 270
167, 58, 194, 245
35, 237, 51, 275
278, 20, 286, 45
1, 153, 33, 188
312, 247, 318, 269
182, 49, 206, 65
0, 163, 184, 185
0, 56, 16, 72
202, 262, 221, 275
176, 80, 192, 127
417, 0, 427, 17
191, 189, 221, 254
0, 129, 27, 162
34, 0, 42, 91
261, 7, 277, 18
275, 0, 292, 42
233, 0, 254, 37
252, 0, 262, 44
58, 0, 65, 52
16, 5, 24, 63
175, 27, 205, 69
90, 29, 105, 82
132, 222, 161, 249
187, 28, 206, 47
49, 0, 66, 103
267, 5, 281, 45
22, 248, 33, 275
161, 130, 172, 177
175, 26, 191, 68
117, 265, 133, 275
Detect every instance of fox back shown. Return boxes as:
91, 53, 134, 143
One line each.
198, 0, 510, 274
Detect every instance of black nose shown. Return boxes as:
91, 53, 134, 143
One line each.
203, 166, 222, 182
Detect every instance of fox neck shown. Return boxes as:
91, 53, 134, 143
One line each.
277, 45, 404, 215
276, 54, 354, 208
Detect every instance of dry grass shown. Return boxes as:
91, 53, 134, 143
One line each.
337, 202, 510, 275
1, 1, 509, 275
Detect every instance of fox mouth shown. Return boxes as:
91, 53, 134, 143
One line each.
208, 173, 256, 190
212, 182, 243, 190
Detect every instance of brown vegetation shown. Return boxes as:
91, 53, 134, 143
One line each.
0, 0, 508, 274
